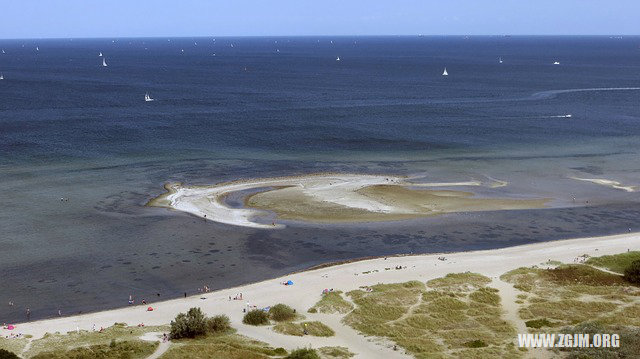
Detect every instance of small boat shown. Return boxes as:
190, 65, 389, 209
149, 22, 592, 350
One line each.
102, 58, 108, 67
442, 67, 448, 76
564, 114, 572, 118
553, 61, 560, 65
1, 49, 5, 54
181, 49, 184, 53
36, 46, 39, 51
0, 74, 4, 80
144, 93, 154, 102
99, 52, 103, 57
336, 56, 341, 61
499, 57, 503, 64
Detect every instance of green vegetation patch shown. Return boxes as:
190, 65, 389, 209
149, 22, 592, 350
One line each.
272, 321, 334, 337
30, 339, 157, 359
162, 332, 287, 359
344, 274, 520, 358
317, 346, 354, 358
554, 322, 640, 358
269, 304, 297, 322
285, 348, 320, 359
308, 291, 354, 314
586, 251, 640, 274
243, 309, 270, 326
0, 337, 28, 357
24, 323, 168, 358
503, 261, 640, 331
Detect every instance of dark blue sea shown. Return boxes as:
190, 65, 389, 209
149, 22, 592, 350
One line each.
1, 36, 639, 323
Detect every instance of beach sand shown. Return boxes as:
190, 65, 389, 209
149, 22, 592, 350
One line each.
4, 232, 639, 358
148, 173, 548, 228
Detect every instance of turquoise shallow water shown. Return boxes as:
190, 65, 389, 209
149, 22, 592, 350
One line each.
1, 36, 639, 322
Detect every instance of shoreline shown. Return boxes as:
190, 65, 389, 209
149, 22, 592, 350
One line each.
5, 231, 639, 341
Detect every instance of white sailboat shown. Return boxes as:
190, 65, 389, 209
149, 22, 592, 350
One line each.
102, 58, 108, 67
499, 57, 503, 64
336, 56, 341, 61
0, 74, 4, 80
1, 49, 5, 54
553, 61, 560, 65
36, 46, 39, 51
99, 52, 103, 57
144, 93, 154, 102
442, 67, 448, 76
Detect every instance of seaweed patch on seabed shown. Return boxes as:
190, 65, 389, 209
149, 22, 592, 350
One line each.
147, 173, 550, 229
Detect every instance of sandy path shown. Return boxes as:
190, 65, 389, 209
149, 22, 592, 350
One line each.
139, 332, 169, 359
3, 232, 638, 356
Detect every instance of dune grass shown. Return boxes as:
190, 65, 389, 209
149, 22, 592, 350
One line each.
343, 275, 520, 358
161, 331, 287, 359
308, 291, 354, 314
317, 346, 354, 358
0, 337, 28, 357
30, 339, 157, 359
503, 263, 640, 331
272, 321, 335, 337
586, 251, 640, 274
24, 323, 168, 358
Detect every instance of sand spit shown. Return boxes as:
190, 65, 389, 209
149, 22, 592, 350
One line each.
148, 173, 546, 228
570, 177, 637, 192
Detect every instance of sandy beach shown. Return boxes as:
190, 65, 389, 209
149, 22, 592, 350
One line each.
148, 173, 547, 228
4, 232, 638, 358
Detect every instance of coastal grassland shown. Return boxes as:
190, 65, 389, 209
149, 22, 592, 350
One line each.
272, 321, 335, 337
343, 274, 520, 358
553, 322, 640, 358
501, 263, 640, 330
0, 337, 28, 357
317, 346, 354, 358
24, 323, 169, 358
160, 331, 287, 359
30, 339, 157, 359
308, 291, 354, 314
586, 251, 640, 274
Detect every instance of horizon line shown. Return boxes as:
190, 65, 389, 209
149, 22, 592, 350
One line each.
1, 34, 638, 41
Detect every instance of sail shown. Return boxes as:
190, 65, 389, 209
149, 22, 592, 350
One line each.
442, 67, 448, 76
102, 58, 107, 67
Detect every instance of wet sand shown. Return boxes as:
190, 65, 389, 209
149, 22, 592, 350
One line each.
149, 173, 548, 227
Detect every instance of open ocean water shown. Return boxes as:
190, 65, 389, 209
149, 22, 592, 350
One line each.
1, 36, 639, 323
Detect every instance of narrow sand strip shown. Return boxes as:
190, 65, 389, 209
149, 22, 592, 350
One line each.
570, 176, 637, 192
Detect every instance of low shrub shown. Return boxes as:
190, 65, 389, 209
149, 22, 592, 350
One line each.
525, 318, 552, 329
269, 304, 296, 322
0, 349, 19, 359
285, 348, 321, 359
463, 340, 487, 348
170, 307, 208, 339
207, 315, 231, 333
624, 260, 640, 285
243, 309, 270, 326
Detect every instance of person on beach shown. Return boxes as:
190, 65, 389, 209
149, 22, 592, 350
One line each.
25, 308, 30, 321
